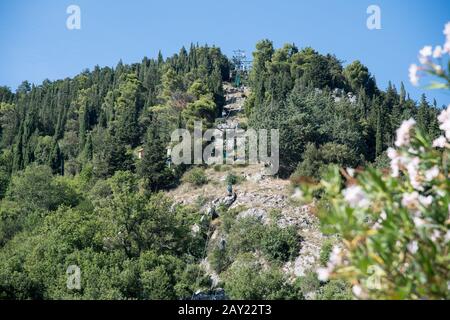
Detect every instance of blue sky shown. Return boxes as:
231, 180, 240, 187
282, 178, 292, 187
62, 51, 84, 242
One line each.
0, 0, 449, 105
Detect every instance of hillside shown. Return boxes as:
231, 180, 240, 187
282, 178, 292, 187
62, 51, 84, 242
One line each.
168, 84, 325, 298
0, 40, 446, 300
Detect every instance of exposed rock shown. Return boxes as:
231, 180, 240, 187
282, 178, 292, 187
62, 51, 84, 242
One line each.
191, 224, 200, 235
205, 192, 237, 219
213, 192, 237, 208
237, 208, 267, 223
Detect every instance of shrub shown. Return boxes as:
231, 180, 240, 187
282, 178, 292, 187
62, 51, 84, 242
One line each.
225, 172, 243, 185
316, 280, 353, 300
295, 271, 321, 295
302, 110, 450, 299
319, 239, 334, 266
182, 167, 208, 186
227, 217, 264, 258
224, 255, 302, 300
261, 225, 302, 262
213, 164, 231, 172
208, 245, 231, 274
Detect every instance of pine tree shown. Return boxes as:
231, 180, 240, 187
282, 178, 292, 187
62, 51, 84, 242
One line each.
114, 74, 142, 147
417, 94, 429, 134
138, 115, 172, 192
49, 140, 63, 174
83, 132, 93, 161
375, 107, 383, 158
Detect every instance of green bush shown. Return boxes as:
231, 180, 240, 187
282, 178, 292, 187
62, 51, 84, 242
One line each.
295, 272, 321, 294
319, 239, 334, 266
261, 225, 302, 262
316, 280, 353, 300
227, 217, 264, 258
224, 255, 303, 300
182, 167, 208, 186
225, 172, 243, 185
213, 164, 231, 172
208, 245, 230, 274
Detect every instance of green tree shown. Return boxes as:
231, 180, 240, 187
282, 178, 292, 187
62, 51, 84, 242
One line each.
138, 117, 173, 192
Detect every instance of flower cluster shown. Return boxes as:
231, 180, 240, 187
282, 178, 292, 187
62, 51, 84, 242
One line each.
409, 22, 450, 88
300, 106, 450, 299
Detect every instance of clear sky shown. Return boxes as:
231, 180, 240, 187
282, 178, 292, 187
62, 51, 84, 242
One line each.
0, 0, 449, 105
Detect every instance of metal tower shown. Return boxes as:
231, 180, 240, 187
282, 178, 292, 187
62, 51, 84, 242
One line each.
231, 50, 251, 87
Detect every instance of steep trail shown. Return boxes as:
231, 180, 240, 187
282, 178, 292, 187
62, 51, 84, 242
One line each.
167, 82, 325, 297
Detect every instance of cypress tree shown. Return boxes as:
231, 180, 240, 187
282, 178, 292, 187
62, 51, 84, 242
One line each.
83, 133, 93, 161
138, 115, 172, 192
375, 107, 383, 158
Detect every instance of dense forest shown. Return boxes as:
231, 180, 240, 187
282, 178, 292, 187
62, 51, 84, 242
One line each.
0, 40, 444, 299
246, 41, 442, 178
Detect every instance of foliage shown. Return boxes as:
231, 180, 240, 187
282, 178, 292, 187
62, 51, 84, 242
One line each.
225, 172, 243, 185
248, 40, 442, 177
316, 280, 353, 300
261, 225, 301, 262
301, 110, 450, 299
182, 167, 208, 186
223, 255, 303, 300
319, 239, 334, 266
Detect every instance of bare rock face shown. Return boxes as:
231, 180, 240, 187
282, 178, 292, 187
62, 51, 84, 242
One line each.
237, 208, 268, 223
206, 192, 237, 218
216, 192, 237, 207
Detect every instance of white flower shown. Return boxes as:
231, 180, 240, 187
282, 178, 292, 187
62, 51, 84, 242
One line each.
438, 105, 450, 139
444, 22, 450, 54
317, 268, 330, 282
380, 211, 387, 221
329, 246, 342, 266
430, 230, 441, 242
419, 46, 433, 64
387, 147, 403, 177
444, 22, 450, 38
432, 136, 447, 148
444, 41, 450, 54
419, 195, 433, 207
413, 217, 426, 228
387, 147, 397, 159
409, 64, 420, 86
424, 166, 439, 181
406, 157, 423, 191
407, 241, 419, 254
402, 191, 419, 208
433, 45, 443, 58
343, 185, 369, 208
395, 118, 416, 147
352, 285, 363, 298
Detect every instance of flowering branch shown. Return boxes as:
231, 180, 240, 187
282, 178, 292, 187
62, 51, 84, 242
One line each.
409, 22, 450, 89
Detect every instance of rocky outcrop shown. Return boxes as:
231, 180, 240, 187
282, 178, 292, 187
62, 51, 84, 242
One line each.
206, 192, 237, 218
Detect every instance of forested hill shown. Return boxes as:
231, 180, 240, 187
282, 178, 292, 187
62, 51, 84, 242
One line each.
0, 44, 230, 192
0, 41, 443, 185
245, 41, 442, 178
0, 41, 445, 300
